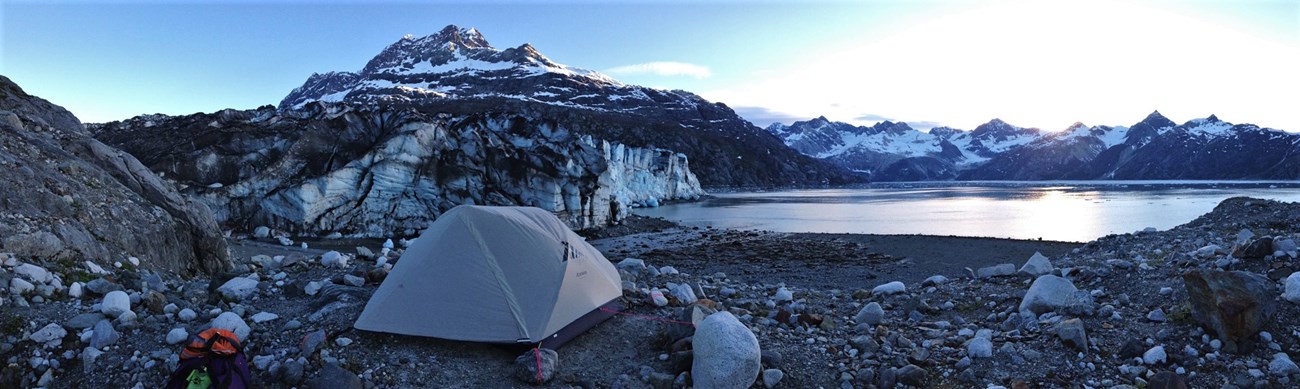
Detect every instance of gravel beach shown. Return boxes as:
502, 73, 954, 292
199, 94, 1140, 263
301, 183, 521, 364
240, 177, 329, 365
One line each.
5, 198, 1300, 388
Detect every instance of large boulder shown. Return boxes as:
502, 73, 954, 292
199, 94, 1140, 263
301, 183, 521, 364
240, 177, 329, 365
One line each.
1018, 252, 1054, 276
1019, 275, 1079, 315
216, 277, 260, 301
1284, 272, 1300, 304
1183, 270, 1275, 351
0, 75, 230, 275
693, 312, 761, 389
211, 312, 252, 341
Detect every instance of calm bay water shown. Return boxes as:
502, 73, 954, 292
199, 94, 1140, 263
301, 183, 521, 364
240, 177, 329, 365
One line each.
634, 181, 1300, 242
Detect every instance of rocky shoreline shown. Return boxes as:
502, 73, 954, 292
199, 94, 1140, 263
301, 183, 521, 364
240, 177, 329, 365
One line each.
3, 197, 1300, 388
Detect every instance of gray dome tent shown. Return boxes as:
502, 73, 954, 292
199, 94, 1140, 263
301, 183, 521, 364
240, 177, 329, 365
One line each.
354, 205, 622, 347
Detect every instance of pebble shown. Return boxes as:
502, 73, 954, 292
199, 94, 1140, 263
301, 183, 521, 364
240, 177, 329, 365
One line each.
6, 278, 34, 295
166, 328, 188, 345
29, 323, 67, 344
178, 308, 198, 322
335, 337, 354, 347
100, 291, 131, 318
871, 281, 905, 296
968, 337, 993, 358
855, 302, 884, 325
762, 369, 784, 388
1270, 353, 1300, 376
343, 275, 366, 287
773, 287, 793, 302
211, 312, 251, 341
1143, 345, 1167, 365
251, 312, 280, 323
1147, 308, 1168, 322
90, 320, 119, 349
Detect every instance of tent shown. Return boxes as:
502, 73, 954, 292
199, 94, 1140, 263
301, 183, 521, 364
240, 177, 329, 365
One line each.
354, 205, 623, 347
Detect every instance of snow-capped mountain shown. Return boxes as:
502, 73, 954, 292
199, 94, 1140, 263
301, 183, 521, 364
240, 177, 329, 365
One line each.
769, 111, 1300, 181
279, 25, 859, 188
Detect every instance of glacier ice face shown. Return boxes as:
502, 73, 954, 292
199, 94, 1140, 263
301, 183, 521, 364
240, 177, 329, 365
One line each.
94, 105, 703, 238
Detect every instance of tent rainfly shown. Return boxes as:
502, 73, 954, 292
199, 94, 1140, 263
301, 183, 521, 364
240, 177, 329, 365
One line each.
354, 205, 623, 347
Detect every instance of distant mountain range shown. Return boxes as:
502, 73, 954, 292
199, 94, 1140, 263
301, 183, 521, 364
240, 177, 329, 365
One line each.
766, 112, 1300, 181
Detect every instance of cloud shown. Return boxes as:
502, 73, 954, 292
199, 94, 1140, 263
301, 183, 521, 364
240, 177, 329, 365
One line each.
853, 113, 894, 122
605, 61, 712, 79
729, 106, 814, 127
908, 121, 945, 131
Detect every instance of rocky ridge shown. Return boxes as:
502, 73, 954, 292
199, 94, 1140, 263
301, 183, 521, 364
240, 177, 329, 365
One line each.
4, 196, 1300, 388
0, 75, 230, 276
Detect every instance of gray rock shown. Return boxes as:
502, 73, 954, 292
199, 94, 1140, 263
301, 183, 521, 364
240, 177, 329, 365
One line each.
1274, 239, 1298, 257
166, 328, 188, 345
1018, 252, 1054, 276
342, 274, 365, 287
1019, 275, 1078, 315
1270, 353, 1300, 376
854, 302, 885, 325
13, 263, 52, 283
921, 275, 948, 286
850, 336, 880, 353
1183, 270, 1275, 347
9, 277, 34, 295
1233, 237, 1274, 259
306, 363, 362, 389
1285, 272, 1300, 304
1056, 318, 1088, 350
178, 308, 198, 322
280, 360, 305, 384
65, 313, 106, 330
977, 263, 1017, 278
616, 258, 646, 273
692, 312, 761, 389
967, 337, 993, 358
81, 346, 104, 372
514, 348, 559, 384
896, 364, 927, 386
211, 312, 250, 341
85, 278, 120, 295
1148, 308, 1168, 322
29, 323, 67, 343
301, 330, 326, 356
1148, 371, 1188, 389
250, 312, 279, 323
252, 354, 275, 371
216, 277, 259, 300
762, 369, 784, 388
284, 320, 303, 331
89, 320, 119, 349
101, 290, 131, 318
1143, 345, 1167, 365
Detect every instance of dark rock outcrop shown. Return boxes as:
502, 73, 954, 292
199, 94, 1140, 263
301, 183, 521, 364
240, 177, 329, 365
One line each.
1183, 269, 1275, 352
0, 75, 230, 275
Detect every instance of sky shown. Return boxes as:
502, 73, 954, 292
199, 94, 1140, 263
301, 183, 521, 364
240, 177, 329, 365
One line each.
2, 0, 1298, 132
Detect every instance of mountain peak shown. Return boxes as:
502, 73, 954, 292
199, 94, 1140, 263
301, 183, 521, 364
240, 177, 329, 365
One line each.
1137, 110, 1175, 129
424, 25, 490, 49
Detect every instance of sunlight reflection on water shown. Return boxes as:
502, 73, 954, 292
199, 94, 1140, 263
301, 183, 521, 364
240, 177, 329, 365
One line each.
634, 182, 1300, 242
